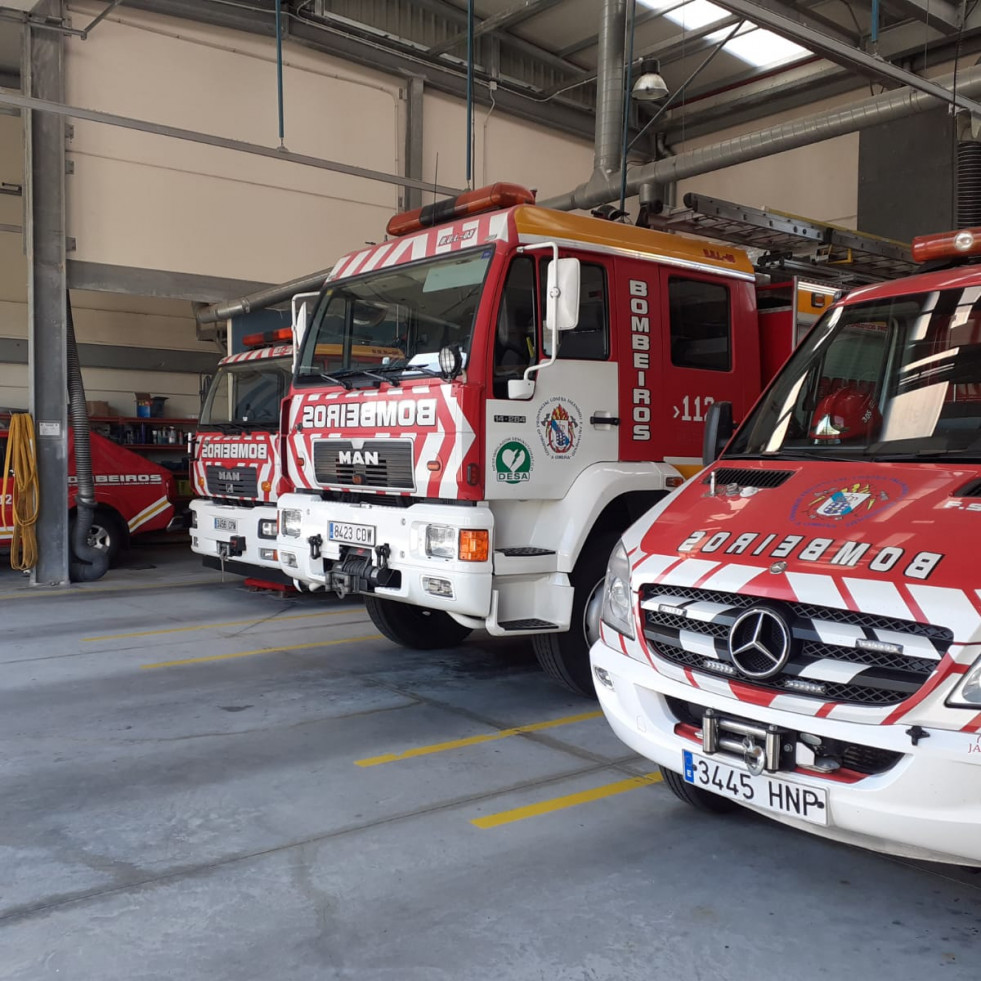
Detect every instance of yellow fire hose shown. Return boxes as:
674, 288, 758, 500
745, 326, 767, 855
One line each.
2, 413, 39, 571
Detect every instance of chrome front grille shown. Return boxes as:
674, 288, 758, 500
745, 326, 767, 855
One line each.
312, 439, 414, 491
641, 584, 952, 707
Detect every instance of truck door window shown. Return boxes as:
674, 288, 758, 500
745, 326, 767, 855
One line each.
669, 278, 731, 371
493, 257, 538, 399
540, 261, 610, 360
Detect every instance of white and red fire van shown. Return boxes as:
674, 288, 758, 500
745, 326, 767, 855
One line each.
591, 225, 981, 867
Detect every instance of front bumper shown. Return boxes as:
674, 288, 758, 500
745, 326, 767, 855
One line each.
190, 500, 281, 573
591, 635, 981, 867
276, 494, 493, 616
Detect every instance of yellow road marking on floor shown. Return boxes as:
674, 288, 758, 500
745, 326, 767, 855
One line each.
140, 634, 381, 669
471, 772, 662, 829
0, 577, 221, 601
355, 710, 604, 767
84, 609, 363, 642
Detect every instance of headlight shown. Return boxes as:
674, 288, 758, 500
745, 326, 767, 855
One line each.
425, 523, 456, 559
947, 657, 981, 707
600, 540, 635, 640
280, 509, 302, 538
190, 510, 198, 529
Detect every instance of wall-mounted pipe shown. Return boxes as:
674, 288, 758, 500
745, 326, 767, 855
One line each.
541, 64, 981, 213
594, 0, 627, 182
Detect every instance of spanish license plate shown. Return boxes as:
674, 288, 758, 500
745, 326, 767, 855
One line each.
329, 521, 376, 546
214, 516, 237, 532
682, 750, 828, 826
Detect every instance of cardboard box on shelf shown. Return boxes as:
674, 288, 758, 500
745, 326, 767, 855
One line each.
86, 401, 111, 417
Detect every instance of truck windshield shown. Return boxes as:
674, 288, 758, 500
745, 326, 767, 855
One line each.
201, 358, 292, 428
296, 249, 493, 385
728, 287, 981, 461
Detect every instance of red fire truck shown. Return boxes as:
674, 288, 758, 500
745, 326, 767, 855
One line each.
189, 330, 294, 580
1, 421, 177, 563
590, 225, 981, 866
274, 183, 840, 693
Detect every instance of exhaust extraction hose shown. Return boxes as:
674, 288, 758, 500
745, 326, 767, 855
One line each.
66, 294, 109, 582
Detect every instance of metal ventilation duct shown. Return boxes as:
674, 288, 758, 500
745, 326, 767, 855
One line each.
542, 65, 981, 213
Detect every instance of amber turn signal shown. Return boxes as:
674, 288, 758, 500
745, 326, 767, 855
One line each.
459, 530, 489, 562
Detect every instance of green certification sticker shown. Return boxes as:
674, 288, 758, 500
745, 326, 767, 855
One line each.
494, 439, 533, 483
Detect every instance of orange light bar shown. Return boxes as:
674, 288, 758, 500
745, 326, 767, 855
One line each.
912, 227, 981, 264
386, 182, 536, 238
242, 326, 292, 348
459, 529, 489, 563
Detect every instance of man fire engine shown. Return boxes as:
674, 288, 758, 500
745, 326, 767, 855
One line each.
276, 183, 822, 693
591, 225, 981, 866
190, 329, 293, 579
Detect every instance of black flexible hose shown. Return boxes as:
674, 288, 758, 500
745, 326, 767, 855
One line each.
66, 293, 109, 582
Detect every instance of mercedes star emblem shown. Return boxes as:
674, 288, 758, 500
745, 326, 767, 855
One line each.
727, 608, 792, 679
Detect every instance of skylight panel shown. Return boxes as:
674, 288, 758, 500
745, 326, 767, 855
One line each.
638, 0, 811, 68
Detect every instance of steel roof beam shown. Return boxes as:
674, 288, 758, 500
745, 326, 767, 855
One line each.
709, 0, 981, 113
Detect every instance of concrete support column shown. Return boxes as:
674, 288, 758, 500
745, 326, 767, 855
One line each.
403, 76, 425, 212
24, 0, 69, 585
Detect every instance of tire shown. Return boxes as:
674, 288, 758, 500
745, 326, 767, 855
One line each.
71, 509, 125, 566
660, 765, 739, 814
364, 595, 472, 650
533, 531, 619, 697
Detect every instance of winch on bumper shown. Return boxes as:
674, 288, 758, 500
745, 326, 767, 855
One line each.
276, 494, 494, 615
590, 635, 981, 866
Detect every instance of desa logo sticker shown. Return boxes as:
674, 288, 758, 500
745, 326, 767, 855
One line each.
494, 439, 533, 483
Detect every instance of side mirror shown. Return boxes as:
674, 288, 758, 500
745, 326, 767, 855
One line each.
290, 291, 319, 370
545, 258, 581, 333
702, 401, 734, 465
507, 377, 535, 400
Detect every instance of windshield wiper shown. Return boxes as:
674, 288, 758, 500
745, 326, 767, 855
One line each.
314, 370, 352, 390
377, 361, 443, 379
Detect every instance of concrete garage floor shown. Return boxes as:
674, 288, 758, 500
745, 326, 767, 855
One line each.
0, 546, 979, 980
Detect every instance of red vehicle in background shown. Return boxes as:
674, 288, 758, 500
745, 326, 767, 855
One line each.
1, 420, 177, 564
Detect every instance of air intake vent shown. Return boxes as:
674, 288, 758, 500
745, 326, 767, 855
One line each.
953, 478, 981, 498
704, 468, 795, 489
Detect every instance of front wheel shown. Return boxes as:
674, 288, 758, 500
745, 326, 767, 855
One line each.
364, 595, 472, 650
659, 766, 739, 814
533, 531, 619, 697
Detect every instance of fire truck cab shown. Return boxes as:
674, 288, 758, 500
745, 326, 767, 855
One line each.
189, 331, 293, 580
590, 225, 981, 867
277, 184, 804, 692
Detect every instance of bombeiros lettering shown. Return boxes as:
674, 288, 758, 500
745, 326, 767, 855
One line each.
302, 399, 438, 430
678, 528, 944, 580
628, 279, 652, 440
199, 442, 269, 460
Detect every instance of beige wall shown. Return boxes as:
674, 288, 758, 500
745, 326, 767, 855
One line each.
65, 0, 401, 283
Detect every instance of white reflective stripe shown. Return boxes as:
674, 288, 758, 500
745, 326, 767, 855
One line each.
678, 629, 720, 658
786, 571, 846, 609
633, 552, 680, 580
697, 563, 766, 593
873, 627, 942, 660
767, 694, 825, 716
682, 600, 739, 622
127, 496, 170, 532
796, 659, 866, 683
663, 558, 720, 587
487, 212, 509, 242
907, 585, 980, 641
810, 619, 865, 648
359, 242, 395, 273
842, 578, 913, 622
